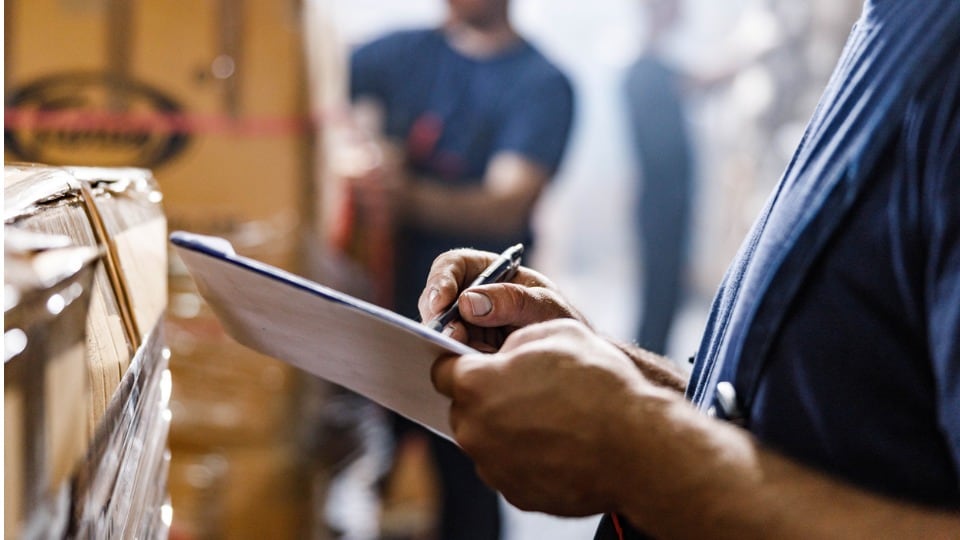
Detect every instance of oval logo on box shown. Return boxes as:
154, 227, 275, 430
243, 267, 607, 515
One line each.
5, 72, 190, 168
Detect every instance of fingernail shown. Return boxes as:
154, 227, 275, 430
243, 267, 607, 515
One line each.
462, 291, 492, 316
429, 287, 440, 308
442, 324, 456, 337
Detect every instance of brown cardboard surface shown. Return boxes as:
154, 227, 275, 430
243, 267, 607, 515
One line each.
5, 0, 313, 256
4, 165, 135, 432
44, 342, 90, 502
68, 166, 168, 342
164, 314, 302, 447
4, 385, 25, 539
168, 443, 313, 540
5, 0, 105, 76
3, 236, 99, 537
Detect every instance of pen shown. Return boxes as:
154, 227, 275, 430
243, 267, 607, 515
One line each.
427, 243, 524, 332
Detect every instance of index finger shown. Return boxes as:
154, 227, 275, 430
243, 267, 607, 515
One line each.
418, 248, 502, 321
431, 353, 460, 398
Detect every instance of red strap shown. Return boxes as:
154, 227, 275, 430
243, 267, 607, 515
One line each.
611, 513, 625, 540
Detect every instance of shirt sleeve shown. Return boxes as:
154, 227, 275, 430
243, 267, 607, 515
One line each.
349, 33, 399, 102
921, 52, 960, 473
493, 69, 575, 176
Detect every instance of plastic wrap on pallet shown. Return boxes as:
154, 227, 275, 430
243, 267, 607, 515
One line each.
71, 326, 171, 539
6, 164, 136, 431
5, 163, 172, 539
4, 229, 101, 539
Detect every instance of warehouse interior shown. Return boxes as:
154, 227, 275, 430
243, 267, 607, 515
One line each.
4, 1, 872, 538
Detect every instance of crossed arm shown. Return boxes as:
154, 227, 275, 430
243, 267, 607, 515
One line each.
342, 129, 550, 240
398, 152, 550, 238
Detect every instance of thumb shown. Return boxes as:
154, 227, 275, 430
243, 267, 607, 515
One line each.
458, 283, 578, 328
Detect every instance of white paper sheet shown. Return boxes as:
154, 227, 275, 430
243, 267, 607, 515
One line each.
170, 231, 473, 440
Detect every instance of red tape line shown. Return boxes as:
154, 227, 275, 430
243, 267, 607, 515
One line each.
4, 107, 318, 136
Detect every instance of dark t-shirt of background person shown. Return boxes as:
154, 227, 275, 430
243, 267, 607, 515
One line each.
350, 28, 575, 319
349, 27, 575, 540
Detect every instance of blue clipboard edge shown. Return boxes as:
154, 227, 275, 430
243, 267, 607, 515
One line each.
169, 230, 476, 356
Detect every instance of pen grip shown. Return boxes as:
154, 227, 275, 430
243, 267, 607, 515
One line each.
427, 259, 508, 331
427, 245, 522, 332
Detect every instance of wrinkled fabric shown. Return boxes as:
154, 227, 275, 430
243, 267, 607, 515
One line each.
603, 1, 960, 538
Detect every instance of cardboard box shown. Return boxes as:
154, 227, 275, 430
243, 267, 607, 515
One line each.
5, 4, 355, 535
5, 164, 137, 432
5, 0, 313, 267
168, 443, 313, 540
5, 164, 173, 539
4, 231, 99, 539
66, 166, 168, 341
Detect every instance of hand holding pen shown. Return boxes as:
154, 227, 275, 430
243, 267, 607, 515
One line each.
426, 243, 524, 333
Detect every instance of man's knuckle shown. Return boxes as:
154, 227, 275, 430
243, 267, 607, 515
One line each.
512, 284, 528, 315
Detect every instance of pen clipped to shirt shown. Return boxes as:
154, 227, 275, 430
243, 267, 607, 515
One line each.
426, 243, 524, 333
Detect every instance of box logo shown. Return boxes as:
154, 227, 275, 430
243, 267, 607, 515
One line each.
5, 72, 190, 168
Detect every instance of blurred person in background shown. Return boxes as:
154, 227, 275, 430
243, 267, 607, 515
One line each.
344, 0, 575, 537
624, 0, 774, 356
623, 0, 696, 356
420, 1, 960, 539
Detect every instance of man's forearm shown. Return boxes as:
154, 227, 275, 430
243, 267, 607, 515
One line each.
399, 152, 548, 238
402, 178, 538, 238
614, 397, 960, 539
610, 340, 688, 393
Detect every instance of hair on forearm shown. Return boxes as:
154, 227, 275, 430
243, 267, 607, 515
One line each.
609, 339, 689, 393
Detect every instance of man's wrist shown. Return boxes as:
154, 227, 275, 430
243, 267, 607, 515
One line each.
609, 339, 688, 393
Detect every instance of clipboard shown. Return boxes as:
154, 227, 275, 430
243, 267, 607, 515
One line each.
170, 231, 472, 440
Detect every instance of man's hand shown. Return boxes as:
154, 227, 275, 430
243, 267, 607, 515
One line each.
418, 248, 589, 350
430, 318, 669, 516
431, 319, 960, 538
336, 136, 410, 220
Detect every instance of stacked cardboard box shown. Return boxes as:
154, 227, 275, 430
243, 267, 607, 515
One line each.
4, 231, 99, 539
5, 0, 314, 260
4, 164, 172, 538
5, 1, 344, 537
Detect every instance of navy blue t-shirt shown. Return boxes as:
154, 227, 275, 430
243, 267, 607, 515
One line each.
350, 29, 575, 317
690, 6, 960, 509
602, 1, 960, 538
747, 61, 960, 506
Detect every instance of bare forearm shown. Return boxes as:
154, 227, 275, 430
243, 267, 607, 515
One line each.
610, 340, 688, 393
614, 397, 960, 539
400, 152, 548, 238
402, 179, 533, 238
